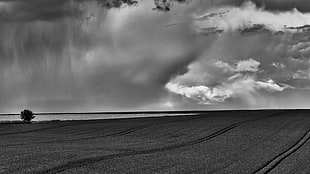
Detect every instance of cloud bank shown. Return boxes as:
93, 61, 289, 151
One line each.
166, 59, 288, 105
195, 1, 310, 33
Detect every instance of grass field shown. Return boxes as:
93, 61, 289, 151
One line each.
1, 110, 310, 174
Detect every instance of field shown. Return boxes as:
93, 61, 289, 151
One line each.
1, 110, 310, 174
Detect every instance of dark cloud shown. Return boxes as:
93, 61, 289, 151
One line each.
1, 0, 310, 112
0, 0, 83, 22
0, 0, 211, 112
239, 24, 271, 35
1, 0, 308, 24
222, 0, 310, 12
0, 0, 196, 22
96, 0, 138, 9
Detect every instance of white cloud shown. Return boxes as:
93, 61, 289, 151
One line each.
165, 82, 230, 104
194, 1, 310, 33
271, 62, 286, 69
166, 76, 287, 104
292, 69, 310, 79
213, 61, 232, 72
214, 58, 260, 73
255, 79, 287, 92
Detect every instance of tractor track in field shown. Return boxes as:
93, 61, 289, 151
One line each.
33, 111, 289, 174
0, 124, 82, 136
0, 120, 116, 136
254, 124, 310, 174
1, 114, 203, 147
194, 116, 308, 174
0, 113, 204, 137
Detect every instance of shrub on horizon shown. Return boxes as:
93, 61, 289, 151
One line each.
20, 109, 35, 123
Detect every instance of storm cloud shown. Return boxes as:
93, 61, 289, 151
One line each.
0, 0, 310, 113
0, 0, 209, 112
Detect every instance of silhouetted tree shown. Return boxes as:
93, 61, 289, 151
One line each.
21, 109, 35, 123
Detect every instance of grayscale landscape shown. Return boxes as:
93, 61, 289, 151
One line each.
1, 0, 310, 173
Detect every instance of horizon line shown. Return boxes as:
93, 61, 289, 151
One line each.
0, 108, 307, 116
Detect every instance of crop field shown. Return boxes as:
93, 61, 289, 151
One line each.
1, 110, 310, 173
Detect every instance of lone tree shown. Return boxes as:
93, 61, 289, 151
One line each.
20, 109, 35, 123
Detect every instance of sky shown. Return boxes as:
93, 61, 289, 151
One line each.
0, 0, 310, 113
